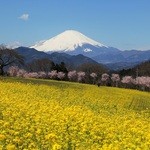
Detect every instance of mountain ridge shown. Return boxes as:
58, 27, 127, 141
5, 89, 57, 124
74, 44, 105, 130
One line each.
15, 47, 102, 69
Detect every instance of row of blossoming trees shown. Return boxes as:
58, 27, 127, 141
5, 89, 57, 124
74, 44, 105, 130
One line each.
8, 66, 150, 91
101, 73, 150, 91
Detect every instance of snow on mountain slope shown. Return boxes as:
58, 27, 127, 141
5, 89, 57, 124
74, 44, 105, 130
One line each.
31, 30, 107, 52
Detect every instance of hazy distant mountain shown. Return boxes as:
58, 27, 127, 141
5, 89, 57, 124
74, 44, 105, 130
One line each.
105, 62, 140, 71
119, 60, 150, 77
100, 50, 150, 70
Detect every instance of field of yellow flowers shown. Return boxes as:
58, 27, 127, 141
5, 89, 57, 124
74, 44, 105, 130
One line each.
0, 77, 150, 150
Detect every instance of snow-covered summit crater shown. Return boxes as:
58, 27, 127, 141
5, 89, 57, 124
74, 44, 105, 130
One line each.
31, 30, 107, 52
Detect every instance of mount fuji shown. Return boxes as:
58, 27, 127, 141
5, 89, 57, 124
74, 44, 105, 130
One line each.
31, 30, 120, 58
31, 30, 106, 52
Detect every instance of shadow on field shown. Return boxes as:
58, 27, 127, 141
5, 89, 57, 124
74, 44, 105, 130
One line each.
1, 77, 85, 90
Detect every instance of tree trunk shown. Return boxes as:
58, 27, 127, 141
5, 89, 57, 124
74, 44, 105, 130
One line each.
0, 66, 4, 76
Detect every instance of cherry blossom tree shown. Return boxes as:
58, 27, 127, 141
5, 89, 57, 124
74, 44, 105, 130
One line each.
121, 76, 135, 88
7, 66, 19, 77
68, 70, 77, 82
111, 74, 120, 87
57, 72, 65, 80
17, 69, 27, 77
48, 70, 58, 79
24, 72, 39, 78
90, 72, 97, 84
135, 76, 150, 90
77, 71, 86, 82
101, 73, 110, 86
38, 71, 47, 79
8, 66, 26, 77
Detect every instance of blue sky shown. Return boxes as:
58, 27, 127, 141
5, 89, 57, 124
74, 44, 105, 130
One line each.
0, 0, 150, 50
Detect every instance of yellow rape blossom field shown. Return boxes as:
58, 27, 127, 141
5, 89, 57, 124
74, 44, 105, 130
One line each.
0, 77, 150, 150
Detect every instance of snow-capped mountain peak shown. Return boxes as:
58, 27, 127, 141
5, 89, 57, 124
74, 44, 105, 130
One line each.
31, 30, 107, 52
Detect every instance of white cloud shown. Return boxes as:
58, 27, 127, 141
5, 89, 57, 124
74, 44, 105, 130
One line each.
7, 41, 22, 49
19, 13, 29, 21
